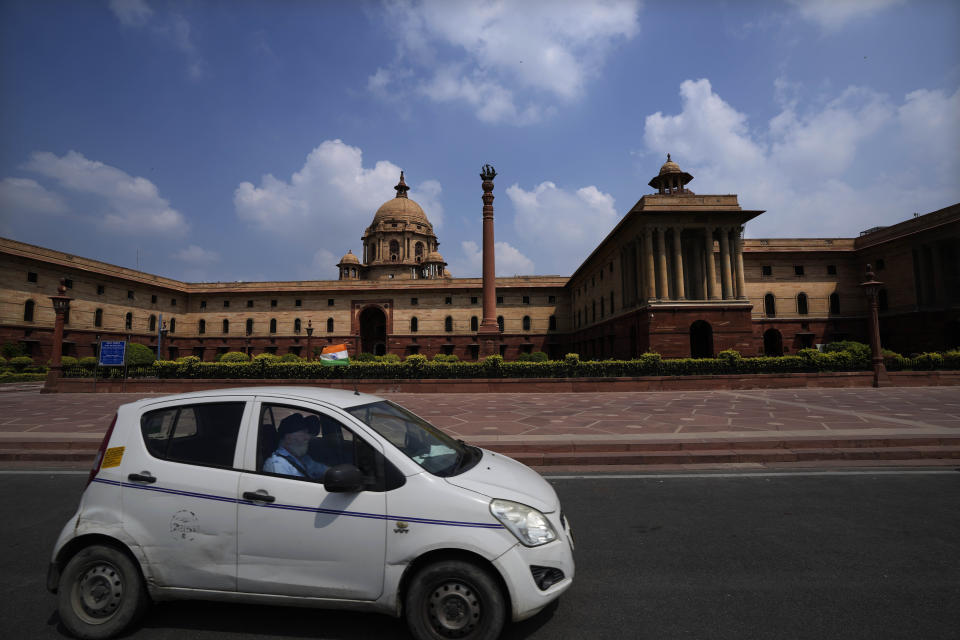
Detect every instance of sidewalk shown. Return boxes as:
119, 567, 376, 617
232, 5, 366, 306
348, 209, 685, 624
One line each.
2, 383, 959, 471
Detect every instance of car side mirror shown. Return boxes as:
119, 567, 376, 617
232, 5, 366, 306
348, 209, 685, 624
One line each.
323, 464, 364, 493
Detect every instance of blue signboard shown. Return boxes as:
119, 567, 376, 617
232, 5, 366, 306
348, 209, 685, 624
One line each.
99, 341, 126, 366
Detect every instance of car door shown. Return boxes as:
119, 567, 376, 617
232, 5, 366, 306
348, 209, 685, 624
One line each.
236, 398, 388, 600
121, 396, 251, 591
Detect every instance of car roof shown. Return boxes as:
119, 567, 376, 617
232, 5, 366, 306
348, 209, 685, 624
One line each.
120, 386, 384, 413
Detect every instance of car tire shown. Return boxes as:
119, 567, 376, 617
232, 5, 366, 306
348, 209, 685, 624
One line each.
405, 560, 506, 640
57, 544, 149, 640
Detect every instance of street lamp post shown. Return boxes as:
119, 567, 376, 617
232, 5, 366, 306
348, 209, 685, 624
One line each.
859, 264, 890, 388
306, 320, 314, 361
158, 321, 169, 361
44, 278, 73, 391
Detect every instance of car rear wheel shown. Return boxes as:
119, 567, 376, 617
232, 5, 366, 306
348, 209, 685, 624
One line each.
58, 544, 149, 639
405, 560, 506, 640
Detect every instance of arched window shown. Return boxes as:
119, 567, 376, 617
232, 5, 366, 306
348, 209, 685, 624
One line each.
878, 288, 888, 312
445, 316, 453, 332
351, 267, 356, 278
64, 308, 70, 325
270, 318, 277, 333
763, 328, 783, 356
592, 301, 596, 322
327, 317, 334, 333
369, 243, 377, 260
23, 300, 35, 322
497, 316, 504, 332
246, 318, 254, 335
522, 316, 531, 331
829, 293, 840, 315
471, 316, 478, 332
390, 240, 400, 261
94, 308, 103, 327
222, 319, 229, 334
600, 298, 605, 318
610, 292, 615, 314
549, 315, 557, 330
690, 320, 714, 358
411, 317, 418, 333
169, 318, 176, 333
294, 318, 301, 333
149, 315, 157, 332
415, 242, 424, 262
797, 292, 808, 315
198, 319, 206, 334
125, 312, 133, 330
764, 293, 776, 317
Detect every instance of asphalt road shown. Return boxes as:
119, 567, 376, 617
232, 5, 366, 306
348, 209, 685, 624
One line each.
2, 470, 959, 639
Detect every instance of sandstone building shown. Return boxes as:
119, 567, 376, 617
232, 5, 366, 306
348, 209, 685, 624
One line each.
2, 158, 958, 362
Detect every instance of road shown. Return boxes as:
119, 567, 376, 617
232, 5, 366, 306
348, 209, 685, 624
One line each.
2, 470, 958, 639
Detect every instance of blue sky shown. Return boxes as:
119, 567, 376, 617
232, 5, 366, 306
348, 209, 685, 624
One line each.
1, 0, 958, 282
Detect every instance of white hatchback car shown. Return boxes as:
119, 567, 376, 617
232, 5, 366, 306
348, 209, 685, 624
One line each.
48, 387, 574, 640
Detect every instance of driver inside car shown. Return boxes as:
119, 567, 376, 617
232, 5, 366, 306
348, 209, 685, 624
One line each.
263, 414, 328, 479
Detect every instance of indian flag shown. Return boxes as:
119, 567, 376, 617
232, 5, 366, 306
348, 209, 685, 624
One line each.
319, 344, 350, 365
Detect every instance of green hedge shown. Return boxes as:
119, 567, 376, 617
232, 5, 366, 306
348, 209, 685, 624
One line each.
0, 371, 47, 383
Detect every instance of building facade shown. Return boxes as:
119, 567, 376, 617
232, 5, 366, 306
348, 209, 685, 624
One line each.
2, 159, 958, 363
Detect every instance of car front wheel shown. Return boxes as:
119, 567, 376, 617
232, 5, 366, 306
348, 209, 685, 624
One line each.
405, 560, 506, 640
58, 544, 149, 640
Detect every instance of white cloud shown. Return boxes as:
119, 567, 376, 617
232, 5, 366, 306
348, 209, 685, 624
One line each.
309, 249, 339, 280
108, 0, 154, 27
457, 240, 534, 277
23, 150, 188, 235
641, 78, 960, 238
234, 139, 444, 267
789, 0, 905, 32
372, 0, 640, 125
507, 181, 619, 274
172, 244, 219, 264
0, 177, 68, 214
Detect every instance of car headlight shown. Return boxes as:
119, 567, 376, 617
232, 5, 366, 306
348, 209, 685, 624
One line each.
490, 499, 557, 547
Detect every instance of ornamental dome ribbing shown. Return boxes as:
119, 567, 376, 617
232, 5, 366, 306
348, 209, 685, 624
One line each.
338, 250, 359, 265
369, 171, 432, 228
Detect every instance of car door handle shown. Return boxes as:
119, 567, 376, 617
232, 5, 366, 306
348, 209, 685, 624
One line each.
127, 472, 156, 483
242, 491, 276, 503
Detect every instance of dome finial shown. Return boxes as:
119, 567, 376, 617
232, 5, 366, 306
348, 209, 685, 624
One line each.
667, 153, 671, 162
394, 171, 409, 198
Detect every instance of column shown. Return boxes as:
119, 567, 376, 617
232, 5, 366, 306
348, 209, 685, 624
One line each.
734, 227, 746, 300
643, 229, 656, 302
719, 226, 733, 300
655, 227, 668, 300
704, 228, 718, 300
672, 226, 685, 300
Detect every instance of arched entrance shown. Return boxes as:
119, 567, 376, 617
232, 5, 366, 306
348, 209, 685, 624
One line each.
763, 328, 783, 356
690, 320, 713, 358
359, 306, 387, 356
946, 319, 960, 350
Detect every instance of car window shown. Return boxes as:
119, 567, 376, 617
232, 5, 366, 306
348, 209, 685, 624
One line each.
140, 402, 245, 469
257, 403, 403, 491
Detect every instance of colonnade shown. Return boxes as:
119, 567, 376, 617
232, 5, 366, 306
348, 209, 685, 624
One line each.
636, 225, 746, 301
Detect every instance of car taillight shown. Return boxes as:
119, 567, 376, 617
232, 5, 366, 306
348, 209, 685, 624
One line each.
87, 413, 118, 488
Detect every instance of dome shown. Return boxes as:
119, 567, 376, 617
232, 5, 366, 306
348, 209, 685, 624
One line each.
339, 250, 359, 265
648, 153, 694, 193
369, 171, 431, 227
427, 250, 445, 263
659, 156, 682, 175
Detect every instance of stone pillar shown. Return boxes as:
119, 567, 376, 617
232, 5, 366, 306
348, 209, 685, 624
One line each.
43, 280, 72, 393
643, 229, 656, 302
704, 228, 718, 300
734, 227, 747, 300
672, 226, 685, 300
719, 227, 733, 300
655, 227, 668, 300
478, 165, 500, 356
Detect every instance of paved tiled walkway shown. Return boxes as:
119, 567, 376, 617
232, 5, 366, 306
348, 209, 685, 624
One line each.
2, 383, 958, 445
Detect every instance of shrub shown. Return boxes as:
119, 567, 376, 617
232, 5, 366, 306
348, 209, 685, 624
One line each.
1, 342, 25, 359
9, 356, 34, 372
378, 354, 401, 363
404, 354, 427, 366
0, 371, 47, 383
432, 353, 460, 363
280, 353, 303, 363
220, 351, 250, 363
252, 353, 279, 364
125, 342, 156, 366
176, 355, 202, 364
353, 352, 376, 362
912, 352, 944, 370
942, 350, 960, 370
563, 353, 580, 364
58, 356, 78, 367
529, 351, 549, 362
78, 356, 97, 368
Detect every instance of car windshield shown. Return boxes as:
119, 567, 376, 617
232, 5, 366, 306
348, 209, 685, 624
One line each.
346, 401, 476, 477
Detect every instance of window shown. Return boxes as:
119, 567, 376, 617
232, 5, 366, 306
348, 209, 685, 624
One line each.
549, 315, 557, 330
445, 316, 453, 332
23, 300, 35, 322
169, 318, 176, 333
411, 317, 418, 332
295, 299, 302, 307
600, 298, 605, 318
610, 292, 615, 313
271, 299, 278, 307
200, 300, 206, 309
222, 319, 229, 333
548, 296, 556, 304
94, 308, 103, 327
496, 296, 504, 304
827, 265, 837, 275
127, 290, 134, 300
794, 265, 804, 276
223, 300, 230, 308
762, 265, 772, 276
151, 295, 158, 304
797, 292, 808, 315
294, 318, 302, 333
497, 316, 504, 332
599, 269, 603, 281
198, 319, 206, 334
327, 318, 334, 333
125, 312, 133, 330
247, 300, 254, 308
829, 293, 840, 315
97, 285, 105, 295
64, 278, 73, 289
140, 402, 245, 469
522, 296, 530, 304
522, 316, 531, 331
878, 288, 888, 312
327, 299, 334, 307
764, 293, 776, 317
27, 272, 37, 283
411, 297, 419, 305
876, 259, 885, 271
471, 296, 478, 304
149, 315, 157, 332
171, 299, 177, 306
471, 316, 478, 331
445, 297, 452, 305
63, 308, 70, 325
246, 319, 254, 335
389, 240, 400, 260
270, 318, 277, 333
